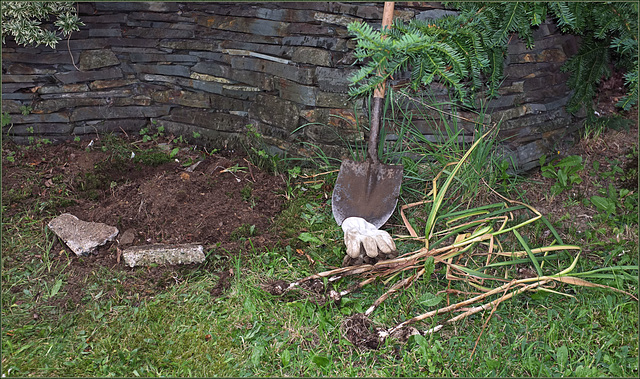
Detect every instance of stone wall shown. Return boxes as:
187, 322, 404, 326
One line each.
1, 2, 583, 171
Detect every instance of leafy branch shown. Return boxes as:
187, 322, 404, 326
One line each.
348, 2, 638, 113
1, 1, 84, 49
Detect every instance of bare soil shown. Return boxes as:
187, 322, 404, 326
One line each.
2, 138, 289, 310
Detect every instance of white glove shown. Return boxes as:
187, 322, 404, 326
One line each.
341, 217, 396, 259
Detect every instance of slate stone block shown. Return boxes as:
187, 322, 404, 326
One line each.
67, 38, 112, 50
95, 2, 179, 12
71, 105, 171, 122
300, 109, 362, 145
73, 119, 148, 135
230, 56, 314, 85
40, 88, 133, 101
5, 63, 56, 75
79, 49, 120, 71
1, 100, 22, 113
123, 28, 193, 39
89, 29, 123, 38
1, 75, 48, 83
129, 53, 198, 63
282, 36, 348, 52
220, 85, 262, 101
1, 83, 42, 93
196, 14, 289, 37
2, 51, 75, 64
153, 89, 246, 111
132, 64, 191, 78
256, 7, 317, 22
34, 98, 105, 113
89, 79, 138, 90
416, 9, 459, 20
5, 123, 74, 136
198, 28, 281, 45
292, 47, 332, 66
128, 11, 194, 23
219, 40, 295, 59
316, 91, 358, 108
276, 78, 317, 106
55, 67, 123, 84
249, 94, 300, 132
168, 108, 246, 132
188, 79, 225, 95
11, 112, 70, 124
80, 14, 128, 23
316, 67, 358, 93
1, 93, 35, 100
313, 12, 360, 27
192, 62, 274, 91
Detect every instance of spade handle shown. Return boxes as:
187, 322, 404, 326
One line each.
367, 2, 395, 164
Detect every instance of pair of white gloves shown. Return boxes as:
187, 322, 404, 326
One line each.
341, 217, 396, 259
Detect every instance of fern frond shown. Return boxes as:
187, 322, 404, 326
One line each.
549, 2, 577, 33
562, 36, 610, 113
491, 2, 522, 47
617, 68, 638, 111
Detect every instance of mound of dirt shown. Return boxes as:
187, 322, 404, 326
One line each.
2, 138, 289, 310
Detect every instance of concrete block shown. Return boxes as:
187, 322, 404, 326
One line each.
122, 244, 205, 267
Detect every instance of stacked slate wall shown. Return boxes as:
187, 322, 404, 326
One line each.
1, 2, 583, 171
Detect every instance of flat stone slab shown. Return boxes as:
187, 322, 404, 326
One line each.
122, 244, 205, 267
48, 213, 119, 256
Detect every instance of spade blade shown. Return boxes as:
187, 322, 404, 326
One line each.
332, 158, 403, 229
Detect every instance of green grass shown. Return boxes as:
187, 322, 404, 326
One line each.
3, 241, 636, 376
2, 104, 638, 377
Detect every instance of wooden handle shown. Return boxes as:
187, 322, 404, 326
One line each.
373, 2, 395, 99
368, 2, 395, 163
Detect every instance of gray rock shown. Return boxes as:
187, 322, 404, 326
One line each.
315, 67, 358, 93
132, 64, 191, 78
48, 213, 119, 256
89, 29, 123, 38
129, 53, 198, 63
70, 105, 171, 122
168, 108, 246, 132
416, 9, 459, 21
11, 112, 70, 124
79, 50, 120, 71
292, 47, 332, 66
7, 123, 74, 136
275, 78, 317, 106
118, 229, 137, 246
122, 244, 205, 267
230, 56, 314, 85
249, 94, 300, 131
54, 67, 123, 84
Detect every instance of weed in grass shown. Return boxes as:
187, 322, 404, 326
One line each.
540, 154, 584, 196
230, 224, 257, 241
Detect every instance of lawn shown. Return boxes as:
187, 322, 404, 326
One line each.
1, 111, 638, 377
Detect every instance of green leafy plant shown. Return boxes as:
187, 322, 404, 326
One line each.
348, 2, 638, 113
19, 105, 32, 115
1, 1, 84, 48
540, 155, 584, 195
243, 124, 286, 175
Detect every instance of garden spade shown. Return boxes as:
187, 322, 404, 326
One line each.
332, 2, 403, 229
